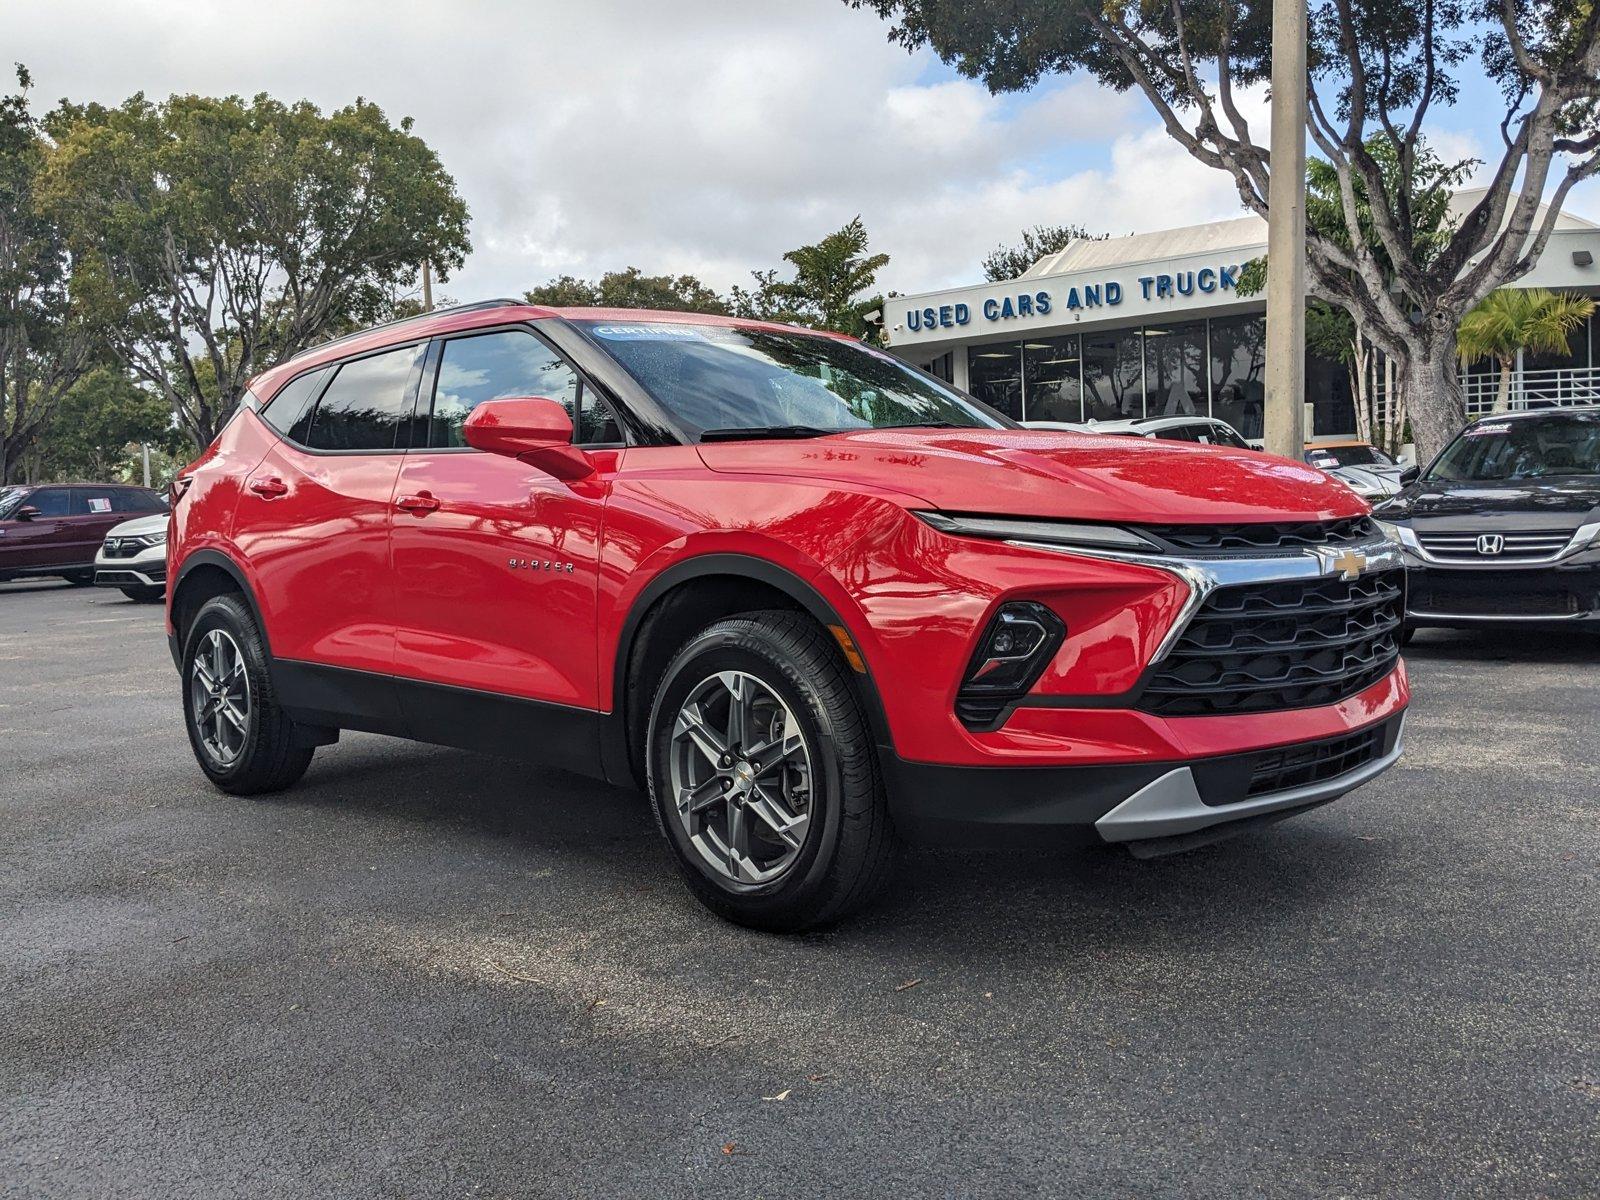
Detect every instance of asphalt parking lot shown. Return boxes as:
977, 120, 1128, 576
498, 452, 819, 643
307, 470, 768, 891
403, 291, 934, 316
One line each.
2, 580, 1597, 1199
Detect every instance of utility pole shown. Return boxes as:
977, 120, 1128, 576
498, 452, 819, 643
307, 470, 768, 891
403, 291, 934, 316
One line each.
1263, 0, 1309, 460
141, 443, 151, 489
421, 260, 434, 312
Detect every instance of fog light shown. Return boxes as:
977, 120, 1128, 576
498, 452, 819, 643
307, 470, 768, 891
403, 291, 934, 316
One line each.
956, 601, 1066, 727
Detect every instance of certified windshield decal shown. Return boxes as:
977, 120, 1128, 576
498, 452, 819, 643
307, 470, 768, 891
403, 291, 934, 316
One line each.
591, 324, 719, 341
1467, 422, 1512, 436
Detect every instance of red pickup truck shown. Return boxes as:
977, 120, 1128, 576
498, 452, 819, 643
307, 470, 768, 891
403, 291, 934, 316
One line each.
166, 301, 1408, 930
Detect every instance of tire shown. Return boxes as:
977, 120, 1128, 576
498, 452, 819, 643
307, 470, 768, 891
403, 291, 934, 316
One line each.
181, 593, 314, 795
64, 571, 95, 586
120, 584, 165, 604
1398, 622, 1415, 648
646, 610, 896, 932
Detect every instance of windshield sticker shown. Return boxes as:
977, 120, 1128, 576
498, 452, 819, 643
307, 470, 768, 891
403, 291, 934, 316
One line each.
87, 497, 111, 512
590, 324, 717, 341
1467, 422, 1512, 436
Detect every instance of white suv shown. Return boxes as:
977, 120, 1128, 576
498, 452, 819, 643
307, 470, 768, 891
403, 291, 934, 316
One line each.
93, 513, 168, 602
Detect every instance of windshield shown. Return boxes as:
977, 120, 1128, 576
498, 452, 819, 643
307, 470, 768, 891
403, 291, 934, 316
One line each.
0, 487, 27, 521
576, 320, 1010, 439
1308, 444, 1393, 468
1428, 412, 1600, 482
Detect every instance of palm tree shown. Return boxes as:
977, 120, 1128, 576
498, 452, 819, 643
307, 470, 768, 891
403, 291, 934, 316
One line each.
1457, 288, 1597, 413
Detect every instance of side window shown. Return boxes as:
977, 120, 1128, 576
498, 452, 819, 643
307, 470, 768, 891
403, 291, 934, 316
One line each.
430, 329, 621, 448
28, 488, 72, 517
303, 345, 422, 452
117, 490, 166, 513
73, 490, 118, 515
262, 367, 331, 441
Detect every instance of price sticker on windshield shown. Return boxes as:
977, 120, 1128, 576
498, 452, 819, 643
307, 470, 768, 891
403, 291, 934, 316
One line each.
1467, 422, 1512, 437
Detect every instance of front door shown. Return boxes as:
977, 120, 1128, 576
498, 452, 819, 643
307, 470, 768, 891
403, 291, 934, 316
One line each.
390, 327, 621, 719
0, 487, 79, 571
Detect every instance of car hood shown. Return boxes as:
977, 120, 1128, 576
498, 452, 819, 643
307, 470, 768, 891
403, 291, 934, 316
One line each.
1397, 476, 1600, 520
106, 513, 167, 538
696, 428, 1367, 524
1326, 465, 1402, 496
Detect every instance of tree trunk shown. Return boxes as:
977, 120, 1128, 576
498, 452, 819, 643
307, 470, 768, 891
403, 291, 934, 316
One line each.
1491, 357, 1514, 414
1401, 345, 1466, 463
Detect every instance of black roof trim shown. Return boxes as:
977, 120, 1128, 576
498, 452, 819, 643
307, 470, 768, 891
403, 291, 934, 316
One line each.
284, 299, 526, 365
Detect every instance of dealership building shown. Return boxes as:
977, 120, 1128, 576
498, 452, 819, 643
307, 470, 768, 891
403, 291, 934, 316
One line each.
886, 189, 1600, 440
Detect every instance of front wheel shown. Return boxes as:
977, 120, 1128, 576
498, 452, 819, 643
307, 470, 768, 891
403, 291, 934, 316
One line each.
646, 610, 896, 932
181, 593, 313, 795
120, 584, 165, 604
64, 571, 95, 586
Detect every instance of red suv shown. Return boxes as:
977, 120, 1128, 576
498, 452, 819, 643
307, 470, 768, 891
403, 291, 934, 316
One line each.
167, 301, 1409, 930
0, 483, 166, 585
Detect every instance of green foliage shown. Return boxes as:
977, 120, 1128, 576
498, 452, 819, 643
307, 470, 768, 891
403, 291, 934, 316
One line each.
736, 217, 889, 340
982, 223, 1103, 281
37, 91, 471, 446
34, 366, 179, 481
1457, 288, 1596, 365
1, 65, 94, 483
524, 267, 729, 313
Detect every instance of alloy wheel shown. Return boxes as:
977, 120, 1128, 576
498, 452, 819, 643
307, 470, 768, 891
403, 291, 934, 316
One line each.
190, 628, 251, 766
668, 670, 815, 886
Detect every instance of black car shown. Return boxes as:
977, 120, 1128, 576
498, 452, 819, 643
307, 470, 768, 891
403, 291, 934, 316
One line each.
1374, 407, 1600, 632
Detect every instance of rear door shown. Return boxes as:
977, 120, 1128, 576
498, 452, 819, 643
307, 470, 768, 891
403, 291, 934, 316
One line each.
236, 345, 423, 679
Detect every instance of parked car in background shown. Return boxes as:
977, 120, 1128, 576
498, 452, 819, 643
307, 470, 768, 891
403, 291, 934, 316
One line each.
1025, 415, 1254, 448
167, 301, 1408, 931
1305, 441, 1418, 504
1374, 407, 1600, 634
94, 513, 169, 602
0, 483, 166, 587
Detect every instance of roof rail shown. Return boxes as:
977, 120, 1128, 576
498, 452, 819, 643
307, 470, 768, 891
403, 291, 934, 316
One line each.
285, 298, 526, 364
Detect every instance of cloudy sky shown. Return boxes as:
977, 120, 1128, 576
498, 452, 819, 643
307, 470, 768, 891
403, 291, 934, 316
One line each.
8, 0, 1569, 302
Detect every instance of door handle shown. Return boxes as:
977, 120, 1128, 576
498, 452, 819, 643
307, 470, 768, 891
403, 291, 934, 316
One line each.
395, 492, 440, 514
248, 476, 289, 499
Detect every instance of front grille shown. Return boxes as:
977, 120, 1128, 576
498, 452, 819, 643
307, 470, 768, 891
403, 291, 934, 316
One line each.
1417, 528, 1574, 561
1139, 569, 1404, 716
1244, 726, 1384, 797
1411, 568, 1588, 617
103, 539, 142, 559
1140, 516, 1377, 556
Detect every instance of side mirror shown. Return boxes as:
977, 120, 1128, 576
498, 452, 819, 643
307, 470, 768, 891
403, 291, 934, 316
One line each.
15, 505, 40, 521
462, 397, 595, 481
1399, 465, 1420, 487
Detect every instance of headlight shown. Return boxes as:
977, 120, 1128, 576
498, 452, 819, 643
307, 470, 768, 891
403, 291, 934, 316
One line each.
143, 530, 168, 546
913, 511, 1158, 552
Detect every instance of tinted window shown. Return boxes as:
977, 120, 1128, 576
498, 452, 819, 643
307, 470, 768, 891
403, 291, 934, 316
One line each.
578, 320, 1006, 439
27, 488, 72, 516
429, 330, 622, 447
1428, 412, 1600, 482
303, 346, 422, 451
73, 490, 118, 516
263, 367, 331, 440
117, 489, 166, 513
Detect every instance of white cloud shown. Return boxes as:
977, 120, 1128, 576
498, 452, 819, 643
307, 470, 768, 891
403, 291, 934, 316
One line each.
9, 0, 1267, 299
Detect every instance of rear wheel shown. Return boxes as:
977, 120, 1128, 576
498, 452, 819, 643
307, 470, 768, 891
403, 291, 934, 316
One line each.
120, 584, 165, 604
646, 610, 895, 932
182, 594, 313, 795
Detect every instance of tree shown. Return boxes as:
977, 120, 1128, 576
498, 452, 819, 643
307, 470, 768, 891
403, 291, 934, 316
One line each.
1457, 287, 1596, 412
1238, 136, 1472, 450
982, 223, 1105, 281
34, 365, 179, 481
737, 217, 889, 339
0, 66, 94, 483
849, 0, 1600, 460
524, 266, 729, 313
37, 92, 471, 448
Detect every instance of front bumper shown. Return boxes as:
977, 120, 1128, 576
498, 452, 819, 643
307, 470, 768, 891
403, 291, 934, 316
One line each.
1404, 562, 1600, 626
882, 710, 1406, 852
93, 549, 167, 590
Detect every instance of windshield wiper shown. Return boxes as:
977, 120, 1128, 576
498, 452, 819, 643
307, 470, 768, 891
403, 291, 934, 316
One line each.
698, 425, 841, 442
878, 420, 970, 430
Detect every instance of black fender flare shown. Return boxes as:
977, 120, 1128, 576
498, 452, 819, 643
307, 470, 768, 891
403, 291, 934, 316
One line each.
169, 549, 272, 665
604, 553, 895, 785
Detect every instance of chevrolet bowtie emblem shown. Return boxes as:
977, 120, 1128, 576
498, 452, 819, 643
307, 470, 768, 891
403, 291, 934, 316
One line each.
1331, 549, 1367, 580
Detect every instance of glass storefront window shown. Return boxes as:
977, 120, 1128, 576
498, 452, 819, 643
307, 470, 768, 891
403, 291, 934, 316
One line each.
1209, 314, 1266, 442
967, 343, 1023, 419
1141, 321, 1206, 419
1082, 330, 1144, 420
1023, 335, 1083, 422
